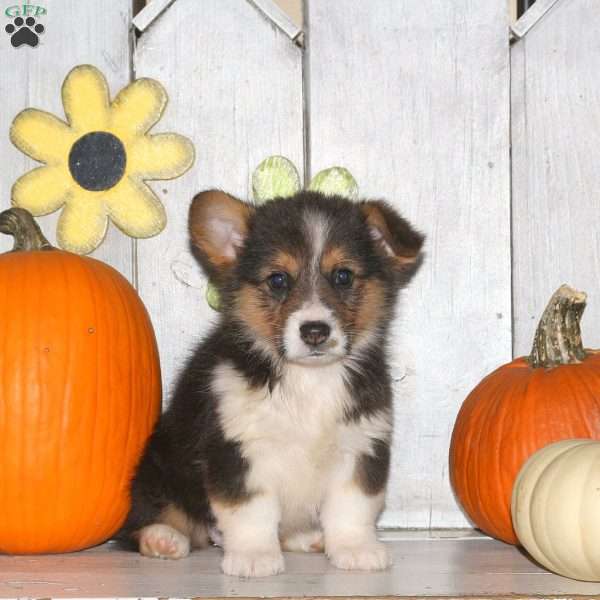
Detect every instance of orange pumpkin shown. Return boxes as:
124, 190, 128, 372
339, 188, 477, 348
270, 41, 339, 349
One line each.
0, 208, 161, 554
449, 285, 600, 544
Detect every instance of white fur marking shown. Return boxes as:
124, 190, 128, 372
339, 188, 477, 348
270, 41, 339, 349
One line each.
212, 362, 392, 572
304, 210, 329, 270
328, 540, 391, 570
212, 494, 283, 577
284, 298, 347, 364
213, 361, 353, 533
319, 425, 391, 571
222, 549, 285, 578
321, 482, 390, 571
339, 411, 393, 457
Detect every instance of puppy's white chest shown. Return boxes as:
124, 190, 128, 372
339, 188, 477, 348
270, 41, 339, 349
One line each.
213, 362, 351, 523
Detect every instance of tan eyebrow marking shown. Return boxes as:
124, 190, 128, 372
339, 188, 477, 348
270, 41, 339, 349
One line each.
259, 251, 300, 280
320, 245, 363, 275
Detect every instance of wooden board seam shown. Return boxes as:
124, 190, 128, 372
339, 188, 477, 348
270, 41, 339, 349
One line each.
134, 0, 303, 41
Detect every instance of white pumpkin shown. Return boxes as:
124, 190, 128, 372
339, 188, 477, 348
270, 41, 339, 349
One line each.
512, 438, 600, 581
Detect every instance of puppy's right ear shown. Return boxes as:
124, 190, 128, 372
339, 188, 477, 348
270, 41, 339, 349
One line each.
189, 190, 254, 278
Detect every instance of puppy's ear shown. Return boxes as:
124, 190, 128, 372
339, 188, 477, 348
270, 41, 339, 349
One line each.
360, 200, 424, 269
189, 190, 254, 277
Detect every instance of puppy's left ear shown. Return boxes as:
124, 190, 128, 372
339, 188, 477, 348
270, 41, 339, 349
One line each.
360, 200, 424, 269
189, 190, 255, 279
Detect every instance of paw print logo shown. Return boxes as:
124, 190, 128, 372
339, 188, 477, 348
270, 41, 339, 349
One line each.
5, 17, 44, 48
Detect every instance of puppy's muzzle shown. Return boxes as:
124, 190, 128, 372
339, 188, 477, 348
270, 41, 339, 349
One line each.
299, 321, 331, 347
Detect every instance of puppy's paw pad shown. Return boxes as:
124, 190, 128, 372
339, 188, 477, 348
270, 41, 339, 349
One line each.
328, 541, 391, 571
282, 529, 324, 553
139, 524, 190, 559
222, 550, 284, 577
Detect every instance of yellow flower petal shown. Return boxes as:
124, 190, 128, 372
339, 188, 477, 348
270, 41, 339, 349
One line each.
57, 195, 108, 254
10, 109, 74, 165
109, 79, 167, 140
105, 178, 166, 238
127, 133, 195, 180
12, 166, 72, 215
62, 64, 110, 133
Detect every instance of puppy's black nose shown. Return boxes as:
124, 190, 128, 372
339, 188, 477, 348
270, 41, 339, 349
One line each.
300, 321, 331, 347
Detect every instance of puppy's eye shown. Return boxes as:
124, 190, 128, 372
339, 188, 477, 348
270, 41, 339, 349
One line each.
267, 272, 289, 291
332, 268, 354, 288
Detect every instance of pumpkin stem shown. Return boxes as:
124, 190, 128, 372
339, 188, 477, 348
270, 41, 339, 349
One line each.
529, 284, 587, 369
0, 208, 52, 252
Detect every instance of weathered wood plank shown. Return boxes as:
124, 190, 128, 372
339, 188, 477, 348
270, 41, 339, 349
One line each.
511, 0, 600, 356
134, 0, 304, 402
0, 0, 134, 279
3, 534, 600, 598
307, 1, 512, 528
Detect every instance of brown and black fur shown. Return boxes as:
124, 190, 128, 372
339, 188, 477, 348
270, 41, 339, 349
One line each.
122, 190, 424, 575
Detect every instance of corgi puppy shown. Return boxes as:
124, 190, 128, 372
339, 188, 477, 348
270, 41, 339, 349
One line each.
123, 190, 424, 577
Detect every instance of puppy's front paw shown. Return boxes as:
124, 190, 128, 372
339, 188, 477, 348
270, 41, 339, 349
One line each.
222, 550, 285, 577
328, 541, 391, 571
139, 524, 190, 559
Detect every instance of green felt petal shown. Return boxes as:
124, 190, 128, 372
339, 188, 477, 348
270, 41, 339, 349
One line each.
252, 156, 301, 203
309, 167, 359, 199
206, 282, 221, 311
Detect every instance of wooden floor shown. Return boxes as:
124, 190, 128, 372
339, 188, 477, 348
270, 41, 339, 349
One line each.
1, 531, 600, 599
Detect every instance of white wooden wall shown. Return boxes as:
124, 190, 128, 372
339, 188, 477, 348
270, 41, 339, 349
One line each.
511, 0, 600, 356
307, 1, 511, 528
0, 0, 593, 529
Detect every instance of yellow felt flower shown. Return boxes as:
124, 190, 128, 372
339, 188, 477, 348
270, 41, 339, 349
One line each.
10, 64, 195, 254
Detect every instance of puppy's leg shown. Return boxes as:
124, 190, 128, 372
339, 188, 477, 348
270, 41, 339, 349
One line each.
137, 504, 208, 559
321, 447, 391, 571
212, 494, 284, 577
139, 523, 190, 559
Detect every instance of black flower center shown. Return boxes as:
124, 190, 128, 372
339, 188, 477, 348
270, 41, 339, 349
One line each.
68, 131, 126, 191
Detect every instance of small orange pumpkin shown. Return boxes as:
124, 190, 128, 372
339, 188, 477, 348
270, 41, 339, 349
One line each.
0, 208, 161, 554
449, 285, 600, 544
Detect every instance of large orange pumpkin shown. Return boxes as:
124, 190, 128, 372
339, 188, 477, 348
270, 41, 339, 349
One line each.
0, 208, 161, 554
449, 285, 600, 544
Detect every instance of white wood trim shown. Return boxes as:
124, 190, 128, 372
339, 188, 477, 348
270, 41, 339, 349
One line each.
511, 0, 563, 39
134, 0, 303, 39
247, 0, 303, 40
132, 0, 176, 32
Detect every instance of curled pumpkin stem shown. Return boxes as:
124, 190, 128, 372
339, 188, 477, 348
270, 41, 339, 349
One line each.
529, 284, 587, 369
0, 207, 52, 252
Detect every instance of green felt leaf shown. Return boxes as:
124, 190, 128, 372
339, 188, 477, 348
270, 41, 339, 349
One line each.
252, 155, 301, 203
309, 167, 359, 199
206, 281, 221, 311
206, 159, 359, 311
